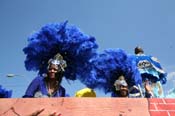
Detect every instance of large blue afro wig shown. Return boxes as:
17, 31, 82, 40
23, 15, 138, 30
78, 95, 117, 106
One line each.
79, 48, 142, 93
23, 21, 98, 80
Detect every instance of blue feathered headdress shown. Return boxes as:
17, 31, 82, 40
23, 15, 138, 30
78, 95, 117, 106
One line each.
23, 21, 98, 80
0, 85, 12, 98
79, 48, 142, 93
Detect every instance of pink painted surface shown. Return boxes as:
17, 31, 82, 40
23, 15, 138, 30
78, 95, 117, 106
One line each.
0, 98, 150, 116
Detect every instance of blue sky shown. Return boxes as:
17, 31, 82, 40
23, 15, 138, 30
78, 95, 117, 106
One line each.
0, 0, 175, 98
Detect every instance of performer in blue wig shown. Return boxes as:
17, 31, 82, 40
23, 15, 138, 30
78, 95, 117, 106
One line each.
0, 85, 12, 98
134, 46, 167, 98
79, 48, 143, 97
23, 21, 98, 97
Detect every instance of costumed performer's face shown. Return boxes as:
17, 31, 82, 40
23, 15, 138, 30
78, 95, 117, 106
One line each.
48, 64, 59, 79
119, 85, 128, 97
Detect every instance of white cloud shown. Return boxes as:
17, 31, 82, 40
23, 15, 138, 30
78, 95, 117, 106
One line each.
167, 72, 175, 81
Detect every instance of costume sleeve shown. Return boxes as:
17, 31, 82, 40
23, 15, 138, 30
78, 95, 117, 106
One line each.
150, 56, 167, 84
23, 77, 40, 98
59, 86, 66, 97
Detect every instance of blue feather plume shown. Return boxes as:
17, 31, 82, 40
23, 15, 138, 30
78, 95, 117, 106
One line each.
0, 85, 12, 98
79, 48, 142, 93
23, 21, 98, 80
